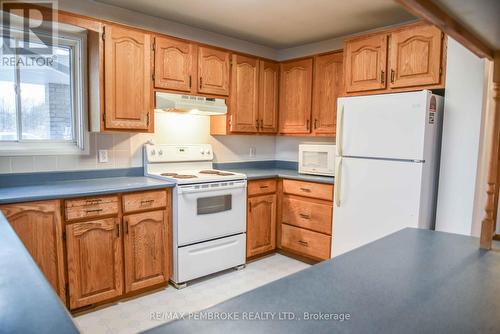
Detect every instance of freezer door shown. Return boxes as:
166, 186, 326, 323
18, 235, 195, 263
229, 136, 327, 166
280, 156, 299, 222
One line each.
337, 91, 431, 160
332, 157, 425, 257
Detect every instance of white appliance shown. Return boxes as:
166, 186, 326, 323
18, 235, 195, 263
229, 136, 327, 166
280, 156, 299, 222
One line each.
155, 92, 227, 116
298, 144, 336, 176
144, 144, 247, 288
332, 90, 444, 257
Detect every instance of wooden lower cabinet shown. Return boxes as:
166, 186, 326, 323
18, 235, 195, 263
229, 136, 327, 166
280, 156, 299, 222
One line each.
278, 179, 334, 262
66, 218, 123, 309
247, 194, 277, 258
123, 210, 170, 293
0, 200, 66, 302
281, 224, 331, 260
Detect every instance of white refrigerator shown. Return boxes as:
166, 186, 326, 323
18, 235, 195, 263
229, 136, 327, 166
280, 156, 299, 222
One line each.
332, 90, 444, 257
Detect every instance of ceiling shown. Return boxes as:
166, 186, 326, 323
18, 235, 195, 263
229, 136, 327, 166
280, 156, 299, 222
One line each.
95, 0, 415, 49
434, 0, 500, 50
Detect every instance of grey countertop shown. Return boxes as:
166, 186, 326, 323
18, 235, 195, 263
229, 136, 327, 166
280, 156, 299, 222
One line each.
0, 212, 79, 334
146, 228, 500, 334
227, 168, 335, 184
0, 176, 175, 204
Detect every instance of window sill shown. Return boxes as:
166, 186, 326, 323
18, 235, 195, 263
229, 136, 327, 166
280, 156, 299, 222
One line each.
0, 141, 89, 156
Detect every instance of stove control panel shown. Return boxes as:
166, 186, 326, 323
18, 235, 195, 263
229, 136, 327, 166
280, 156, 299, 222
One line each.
145, 144, 214, 163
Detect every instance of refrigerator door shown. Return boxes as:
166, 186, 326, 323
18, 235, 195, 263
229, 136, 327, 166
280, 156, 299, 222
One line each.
337, 90, 430, 160
332, 157, 425, 257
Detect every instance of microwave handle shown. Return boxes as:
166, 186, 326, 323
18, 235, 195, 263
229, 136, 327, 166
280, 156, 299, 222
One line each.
336, 104, 344, 157
335, 157, 342, 207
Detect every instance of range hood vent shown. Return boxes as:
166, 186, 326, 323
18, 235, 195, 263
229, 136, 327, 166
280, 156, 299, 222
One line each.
155, 92, 227, 116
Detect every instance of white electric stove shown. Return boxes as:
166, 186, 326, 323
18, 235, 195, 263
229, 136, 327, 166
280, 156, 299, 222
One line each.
144, 144, 247, 288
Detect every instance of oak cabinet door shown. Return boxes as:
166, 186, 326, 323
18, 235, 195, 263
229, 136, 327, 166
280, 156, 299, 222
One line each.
230, 54, 259, 132
389, 25, 443, 88
247, 194, 276, 258
1, 201, 66, 302
154, 36, 195, 92
123, 210, 170, 293
198, 46, 230, 96
279, 58, 313, 134
312, 52, 343, 136
258, 60, 279, 134
104, 24, 152, 131
344, 34, 388, 92
66, 218, 123, 309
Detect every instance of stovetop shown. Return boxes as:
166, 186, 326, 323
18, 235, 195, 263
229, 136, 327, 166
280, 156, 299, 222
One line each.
144, 144, 247, 184
147, 169, 246, 184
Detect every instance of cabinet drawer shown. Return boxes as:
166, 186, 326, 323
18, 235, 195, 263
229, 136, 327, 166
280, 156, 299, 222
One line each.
281, 224, 331, 260
282, 179, 333, 201
66, 195, 118, 208
65, 196, 119, 221
123, 190, 167, 213
282, 196, 332, 235
247, 179, 277, 196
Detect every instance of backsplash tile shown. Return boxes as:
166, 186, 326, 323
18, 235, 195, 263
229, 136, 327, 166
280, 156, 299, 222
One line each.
11, 156, 35, 173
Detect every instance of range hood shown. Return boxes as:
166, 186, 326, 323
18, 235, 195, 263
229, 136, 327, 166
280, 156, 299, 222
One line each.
155, 92, 227, 116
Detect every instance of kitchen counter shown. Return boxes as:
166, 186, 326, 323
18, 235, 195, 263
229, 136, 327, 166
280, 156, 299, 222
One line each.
226, 168, 334, 184
0, 176, 175, 204
214, 161, 334, 184
147, 228, 500, 334
0, 212, 79, 334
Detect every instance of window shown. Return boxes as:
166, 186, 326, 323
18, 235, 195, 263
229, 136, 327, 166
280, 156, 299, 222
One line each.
0, 26, 87, 155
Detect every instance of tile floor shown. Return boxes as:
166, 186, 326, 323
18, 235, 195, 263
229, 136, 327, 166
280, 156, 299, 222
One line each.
74, 254, 310, 334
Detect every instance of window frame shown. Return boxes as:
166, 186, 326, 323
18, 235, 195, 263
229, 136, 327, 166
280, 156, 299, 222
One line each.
0, 26, 88, 156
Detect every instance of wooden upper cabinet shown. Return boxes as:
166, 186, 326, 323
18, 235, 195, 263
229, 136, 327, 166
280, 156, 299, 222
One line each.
66, 218, 123, 309
389, 24, 443, 88
279, 58, 313, 134
154, 36, 196, 93
344, 34, 388, 93
0, 201, 66, 302
258, 60, 279, 133
230, 54, 259, 132
312, 52, 343, 136
104, 24, 152, 131
198, 46, 230, 96
247, 194, 277, 258
123, 210, 170, 293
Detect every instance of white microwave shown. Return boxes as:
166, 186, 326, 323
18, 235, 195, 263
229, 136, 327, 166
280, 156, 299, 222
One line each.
298, 144, 336, 176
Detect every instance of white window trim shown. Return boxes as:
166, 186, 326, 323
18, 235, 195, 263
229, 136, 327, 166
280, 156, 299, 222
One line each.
0, 26, 88, 156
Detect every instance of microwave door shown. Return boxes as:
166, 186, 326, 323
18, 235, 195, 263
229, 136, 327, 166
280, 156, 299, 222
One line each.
299, 146, 335, 176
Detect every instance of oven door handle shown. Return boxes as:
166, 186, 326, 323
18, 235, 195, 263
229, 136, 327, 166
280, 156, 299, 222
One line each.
177, 181, 247, 194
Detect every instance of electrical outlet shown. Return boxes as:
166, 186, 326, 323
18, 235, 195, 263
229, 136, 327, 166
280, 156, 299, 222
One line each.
249, 147, 256, 157
98, 149, 108, 163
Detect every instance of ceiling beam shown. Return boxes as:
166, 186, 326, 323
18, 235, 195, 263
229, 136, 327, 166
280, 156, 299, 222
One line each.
395, 0, 494, 60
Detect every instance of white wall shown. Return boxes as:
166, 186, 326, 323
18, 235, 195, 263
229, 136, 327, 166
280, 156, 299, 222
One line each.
435, 37, 486, 236
275, 137, 335, 162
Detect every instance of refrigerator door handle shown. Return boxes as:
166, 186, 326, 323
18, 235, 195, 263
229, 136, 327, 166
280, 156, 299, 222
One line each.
335, 157, 342, 207
336, 104, 344, 157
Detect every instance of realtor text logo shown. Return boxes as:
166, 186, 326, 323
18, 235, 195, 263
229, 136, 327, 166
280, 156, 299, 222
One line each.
1, 0, 57, 55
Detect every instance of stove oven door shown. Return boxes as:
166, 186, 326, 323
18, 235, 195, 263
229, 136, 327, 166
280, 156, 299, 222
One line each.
176, 180, 247, 246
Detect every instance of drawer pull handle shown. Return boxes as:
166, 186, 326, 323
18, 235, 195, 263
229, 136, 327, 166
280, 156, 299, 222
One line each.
299, 213, 311, 219
298, 240, 309, 246
85, 208, 103, 214
300, 187, 311, 192
259, 185, 269, 189
115, 224, 120, 238
140, 199, 154, 205
85, 199, 102, 205
124, 220, 129, 234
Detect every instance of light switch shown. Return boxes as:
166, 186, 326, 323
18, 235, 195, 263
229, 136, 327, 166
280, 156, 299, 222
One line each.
98, 150, 108, 163
249, 147, 256, 157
